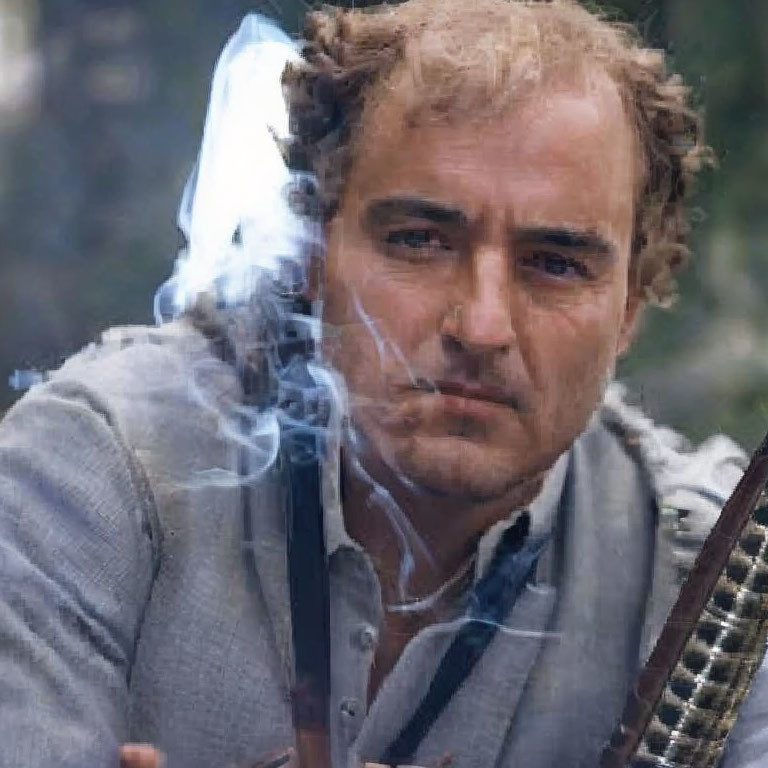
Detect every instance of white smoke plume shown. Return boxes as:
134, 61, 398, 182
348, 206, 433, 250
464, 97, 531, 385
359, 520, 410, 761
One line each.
155, 14, 310, 320
151, 13, 443, 607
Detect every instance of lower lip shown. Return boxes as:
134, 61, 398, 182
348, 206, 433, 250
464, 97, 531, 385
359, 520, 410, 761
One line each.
432, 392, 510, 419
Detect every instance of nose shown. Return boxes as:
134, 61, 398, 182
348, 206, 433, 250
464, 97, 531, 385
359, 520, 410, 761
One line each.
442, 245, 517, 356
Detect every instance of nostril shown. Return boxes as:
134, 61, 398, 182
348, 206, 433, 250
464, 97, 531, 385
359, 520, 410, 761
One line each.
446, 293, 516, 352
441, 334, 464, 354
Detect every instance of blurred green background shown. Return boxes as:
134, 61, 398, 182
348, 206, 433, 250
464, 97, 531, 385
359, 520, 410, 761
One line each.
0, 0, 765, 450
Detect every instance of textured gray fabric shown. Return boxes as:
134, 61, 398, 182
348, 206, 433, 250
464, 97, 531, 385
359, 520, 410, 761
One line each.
0, 318, 756, 768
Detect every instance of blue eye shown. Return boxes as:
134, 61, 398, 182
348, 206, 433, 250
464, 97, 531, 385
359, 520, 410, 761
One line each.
385, 229, 452, 250
521, 251, 590, 279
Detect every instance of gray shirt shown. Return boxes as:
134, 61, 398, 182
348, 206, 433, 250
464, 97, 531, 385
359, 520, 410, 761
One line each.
0, 318, 759, 768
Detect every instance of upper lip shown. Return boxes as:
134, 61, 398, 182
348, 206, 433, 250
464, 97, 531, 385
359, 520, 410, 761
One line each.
413, 378, 520, 409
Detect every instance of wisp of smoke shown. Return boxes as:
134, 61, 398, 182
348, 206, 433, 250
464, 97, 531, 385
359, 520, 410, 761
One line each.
153, 13, 503, 620
152, 14, 333, 495
155, 14, 308, 320
150, 12, 441, 608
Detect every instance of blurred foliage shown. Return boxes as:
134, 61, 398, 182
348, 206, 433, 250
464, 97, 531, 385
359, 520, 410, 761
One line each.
0, 0, 765, 451
616, 0, 768, 450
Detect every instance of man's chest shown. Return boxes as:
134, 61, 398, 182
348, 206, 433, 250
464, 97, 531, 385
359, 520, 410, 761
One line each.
126, 419, 659, 768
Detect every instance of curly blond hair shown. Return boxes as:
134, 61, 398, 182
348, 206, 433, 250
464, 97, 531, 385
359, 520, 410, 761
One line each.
283, 0, 712, 305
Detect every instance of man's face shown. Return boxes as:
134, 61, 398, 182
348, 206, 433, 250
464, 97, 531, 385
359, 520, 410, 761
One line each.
323, 70, 640, 502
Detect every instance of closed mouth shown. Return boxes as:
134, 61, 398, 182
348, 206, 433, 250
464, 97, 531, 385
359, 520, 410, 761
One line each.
412, 378, 519, 409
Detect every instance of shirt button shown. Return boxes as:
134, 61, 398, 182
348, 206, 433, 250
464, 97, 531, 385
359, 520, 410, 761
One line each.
351, 624, 378, 652
339, 697, 359, 719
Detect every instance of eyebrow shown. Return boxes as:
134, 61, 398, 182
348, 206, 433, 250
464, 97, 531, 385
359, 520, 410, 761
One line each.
514, 226, 617, 258
363, 199, 618, 258
364, 196, 469, 228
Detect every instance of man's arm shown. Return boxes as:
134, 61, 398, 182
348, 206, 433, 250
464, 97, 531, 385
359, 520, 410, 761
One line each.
0, 379, 159, 767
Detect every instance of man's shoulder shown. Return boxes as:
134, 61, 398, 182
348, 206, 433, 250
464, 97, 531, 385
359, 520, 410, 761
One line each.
37, 318, 235, 423
595, 383, 748, 652
53, 318, 221, 393
597, 382, 746, 527
6, 318, 241, 476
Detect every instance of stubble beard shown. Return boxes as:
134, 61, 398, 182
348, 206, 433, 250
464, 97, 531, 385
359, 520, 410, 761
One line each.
368, 428, 546, 507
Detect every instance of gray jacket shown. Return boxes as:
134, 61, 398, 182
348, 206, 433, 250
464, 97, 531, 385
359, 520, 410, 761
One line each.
0, 318, 763, 768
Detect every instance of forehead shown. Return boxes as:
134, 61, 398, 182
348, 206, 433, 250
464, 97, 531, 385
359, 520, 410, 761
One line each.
344, 70, 637, 241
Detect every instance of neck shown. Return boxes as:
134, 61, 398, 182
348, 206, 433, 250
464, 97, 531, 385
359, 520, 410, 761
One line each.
340, 447, 544, 604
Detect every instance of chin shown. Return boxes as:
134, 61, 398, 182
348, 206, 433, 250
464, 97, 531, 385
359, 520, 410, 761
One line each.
390, 434, 540, 503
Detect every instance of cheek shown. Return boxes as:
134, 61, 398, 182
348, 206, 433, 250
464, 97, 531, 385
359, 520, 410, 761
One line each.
514, 299, 622, 459
334, 254, 450, 355
521, 293, 624, 402
364, 275, 443, 343
324, 244, 448, 392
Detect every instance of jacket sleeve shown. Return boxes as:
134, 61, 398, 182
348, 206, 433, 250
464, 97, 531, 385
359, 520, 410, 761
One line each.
0, 379, 160, 767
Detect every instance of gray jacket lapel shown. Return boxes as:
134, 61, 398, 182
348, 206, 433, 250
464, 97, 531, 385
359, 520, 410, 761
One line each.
413, 584, 558, 768
496, 420, 656, 768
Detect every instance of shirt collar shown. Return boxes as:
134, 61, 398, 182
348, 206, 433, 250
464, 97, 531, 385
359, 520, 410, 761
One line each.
474, 450, 569, 581
323, 431, 362, 557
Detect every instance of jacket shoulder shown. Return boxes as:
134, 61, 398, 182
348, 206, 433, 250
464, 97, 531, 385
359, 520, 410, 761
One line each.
43, 319, 239, 445
599, 382, 746, 538
598, 383, 748, 655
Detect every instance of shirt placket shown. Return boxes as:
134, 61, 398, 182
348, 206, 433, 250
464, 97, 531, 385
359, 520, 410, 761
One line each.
329, 546, 384, 768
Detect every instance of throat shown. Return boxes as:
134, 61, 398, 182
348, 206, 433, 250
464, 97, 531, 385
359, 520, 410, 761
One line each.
367, 558, 476, 706
338, 447, 544, 703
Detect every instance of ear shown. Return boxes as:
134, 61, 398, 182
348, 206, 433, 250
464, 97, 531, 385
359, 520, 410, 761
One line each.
616, 291, 645, 358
